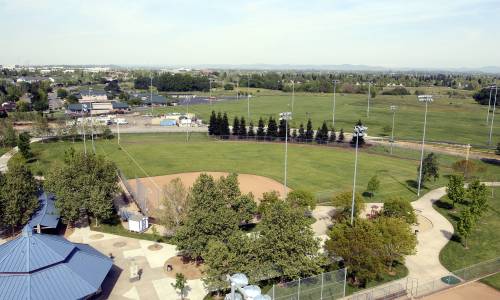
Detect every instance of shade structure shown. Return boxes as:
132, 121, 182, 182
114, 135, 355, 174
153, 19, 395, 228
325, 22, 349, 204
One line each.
0, 226, 112, 300
28, 192, 60, 230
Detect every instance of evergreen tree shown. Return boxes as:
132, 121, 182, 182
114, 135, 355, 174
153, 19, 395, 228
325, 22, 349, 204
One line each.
338, 128, 345, 143
216, 112, 223, 136
266, 117, 278, 140
292, 129, 297, 140
256, 117, 265, 140
305, 119, 314, 142
278, 118, 290, 141
248, 121, 255, 137
329, 127, 336, 143
238, 117, 247, 138
418, 152, 439, 185
298, 123, 305, 142
232, 116, 240, 136
366, 175, 380, 198
320, 121, 329, 144
221, 113, 230, 138
208, 111, 216, 135
315, 127, 322, 143
18, 132, 32, 159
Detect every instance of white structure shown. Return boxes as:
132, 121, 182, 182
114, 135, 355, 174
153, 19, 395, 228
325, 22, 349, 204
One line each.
128, 213, 148, 232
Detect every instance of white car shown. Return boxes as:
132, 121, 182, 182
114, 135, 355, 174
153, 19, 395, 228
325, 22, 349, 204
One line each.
114, 118, 128, 125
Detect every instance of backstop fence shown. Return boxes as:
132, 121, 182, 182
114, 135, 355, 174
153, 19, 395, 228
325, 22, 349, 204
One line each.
345, 256, 500, 300
117, 169, 162, 218
265, 268, 347, 300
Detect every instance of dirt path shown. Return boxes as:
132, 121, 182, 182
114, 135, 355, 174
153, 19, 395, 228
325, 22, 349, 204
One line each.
422, 281, 500, 300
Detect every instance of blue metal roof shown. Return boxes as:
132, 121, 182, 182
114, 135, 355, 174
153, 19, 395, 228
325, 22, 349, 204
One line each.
0, 226, 112, 300
28, 192, 60, 229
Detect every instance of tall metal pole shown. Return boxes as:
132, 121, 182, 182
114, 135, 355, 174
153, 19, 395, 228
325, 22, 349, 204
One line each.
186, 96, 190, 142
486, 86, 494, 124
351, 131, 359, 225
366, 82, 371, 118
291, 80, 295, 114
150, 74, 153, 116
236, 80, 239, 101
332, 80, 339, 127
390, 106, 396, 155
117, 120, 120, 144
89, 86, 95, 154
488, 86, 498, 146
209, 78, 212, 108
417, 101, 429, 197
284, 115, 288, 197
82, 110, 87, 155
247, 75, 250, 121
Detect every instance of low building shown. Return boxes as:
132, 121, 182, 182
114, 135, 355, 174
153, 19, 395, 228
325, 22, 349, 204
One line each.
66, 101, 128, 116
0, 225, 113, 300
28, 192, 60, 233
80, 90, 108, 103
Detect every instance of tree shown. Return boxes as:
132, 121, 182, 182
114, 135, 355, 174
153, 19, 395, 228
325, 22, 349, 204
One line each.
33, 115, 51, 138
447, 175, 465, 208
208, 111, 217, 135
221, 113, 230, 137
375, 217, 417, 271
366, 175, 380, 198
102, 127, 114, 139
3, 122, 17, 147
319, 121, 329, 144
57, 88, 68, 99
232, 116, 240, 136
331, 191, 365, 223
0, 163, 39, 234
175, 173, 239, 259
266, 117, 277, 140
452, 160, 480, 179
256, 117, 265, 140
496, 143, 500, 155
45, 149, 118, 225
238, 117, 247, 137
233, 194, 257, 224
258, 200, 323, 280
258, 190, 281, 214
286, 190, 316, 211
466, 180, 488, 219
457, 208, 475, 248
224, 83, 234, 90
315, 127, 322, 143
248, 121, 255, 137
172, 273, 188, 300
277, 118, 289, 141
31, 89, 49, 112
216, 112, 223, 136
418, 152, 439, 185
298, 123, 305, 142
305, 119, 314, 142
338, 128, 345, 143
160, 178, 189, 235
329, 128, 336, 143
325, 219, 385, 286
18, 132, 32, 159
383, 197, 417, 224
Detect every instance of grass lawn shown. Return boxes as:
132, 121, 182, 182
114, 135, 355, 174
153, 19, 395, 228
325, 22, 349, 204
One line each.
435, 187, 500, 289
0, 147, 9, 156
148, 92, 499, 147
24, 133, 500, 203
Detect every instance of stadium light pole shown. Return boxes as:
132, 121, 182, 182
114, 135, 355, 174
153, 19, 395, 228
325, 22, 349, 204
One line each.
488, 86, 498, 146
291, 80, 295, 114
390, 105, 397, 155
150, 74, 154, 116
332, 80, 340, 127
417, 95, 434, 197
247, 74, 251, 121
281, 111, 292, 197
88, 86, 95, 154
486, 85, 495, 125
351, 124, 367, 225
236, 79, 239, 101
366, 82, 372, 118
209, 77, 213, 108
82, 103, 88, 155
186, 96, 190, 143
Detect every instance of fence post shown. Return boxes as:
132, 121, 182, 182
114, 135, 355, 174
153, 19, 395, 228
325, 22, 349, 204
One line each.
320, 272, 324, 300
297, 278, 301, 300
343, 267, 348, 297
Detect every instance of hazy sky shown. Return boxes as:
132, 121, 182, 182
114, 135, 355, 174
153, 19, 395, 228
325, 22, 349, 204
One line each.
1, 0, 499, 68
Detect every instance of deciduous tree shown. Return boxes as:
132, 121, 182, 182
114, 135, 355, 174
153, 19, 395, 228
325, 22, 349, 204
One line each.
447, 175, 465, 208
383, 197, 416, 224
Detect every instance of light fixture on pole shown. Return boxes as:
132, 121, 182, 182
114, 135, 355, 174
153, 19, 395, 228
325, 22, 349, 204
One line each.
150, 73, 154, 116
389, 105, 397, 155
417, 95, 433, 197
88, 86, 95, 154
486, 84, 496, 125
488, 85, 498, 146
351, 123, 367, 225
247, 74, 251, 121
82, 103, 88, 155
186, 96, 190, 143
226, 273, 271, 300
366, 82, 372, 118
209, 77, 213, 108
332, 80, 340, 127
291, 80, 295, 114
280, 111, 292, 197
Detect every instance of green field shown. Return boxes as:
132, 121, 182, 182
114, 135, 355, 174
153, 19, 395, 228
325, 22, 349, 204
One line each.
151, 92, 499, 147
23, 133, 500, 203
436, 187, 500, 289
0, 147, 9, 156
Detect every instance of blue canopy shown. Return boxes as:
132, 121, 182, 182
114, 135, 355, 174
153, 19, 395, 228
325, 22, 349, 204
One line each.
28, 192, 60, 229
0, 226, 112, 300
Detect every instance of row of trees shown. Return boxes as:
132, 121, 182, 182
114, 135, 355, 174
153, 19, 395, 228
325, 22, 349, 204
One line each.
0, 120, 32, 159
135, 73, 209, 92
446, 176, 489, 248
328, 192, 417, 285
208, 111, 348, 144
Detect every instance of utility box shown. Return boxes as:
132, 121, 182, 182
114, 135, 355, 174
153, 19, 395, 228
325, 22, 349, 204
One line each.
128, 213, 148, 233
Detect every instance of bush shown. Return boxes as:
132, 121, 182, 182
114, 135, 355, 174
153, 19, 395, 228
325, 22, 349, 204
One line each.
382, 197, 416, 224
224, 83, 234, 90
382, 87, 410, 96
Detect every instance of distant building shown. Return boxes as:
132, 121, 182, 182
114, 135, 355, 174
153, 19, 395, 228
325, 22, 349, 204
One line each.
130, 93, 168, 106
0, 225, 112, 300
79, 90, 108, 103
66, 101, 129, 116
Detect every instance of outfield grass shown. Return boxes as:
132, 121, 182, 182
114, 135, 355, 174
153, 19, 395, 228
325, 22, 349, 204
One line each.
150, 92, 499, 147
25, 133, 500, 203
435, 187, 500, 289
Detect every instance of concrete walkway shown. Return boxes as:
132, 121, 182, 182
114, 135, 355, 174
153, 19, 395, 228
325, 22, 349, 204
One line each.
0, 137, 44, 173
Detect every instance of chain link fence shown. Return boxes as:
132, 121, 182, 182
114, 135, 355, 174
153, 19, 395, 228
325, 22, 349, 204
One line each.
265, 268, 347, 300
117, 169, 162, 217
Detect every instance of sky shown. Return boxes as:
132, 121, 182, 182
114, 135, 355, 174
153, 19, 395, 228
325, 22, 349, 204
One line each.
0, 0, 499, 68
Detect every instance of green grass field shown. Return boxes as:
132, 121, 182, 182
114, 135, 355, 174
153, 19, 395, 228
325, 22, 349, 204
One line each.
151, 92, 499, 147
24, 133, 500, 203
436, 188, 500, 289
0, 147, 9, 156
